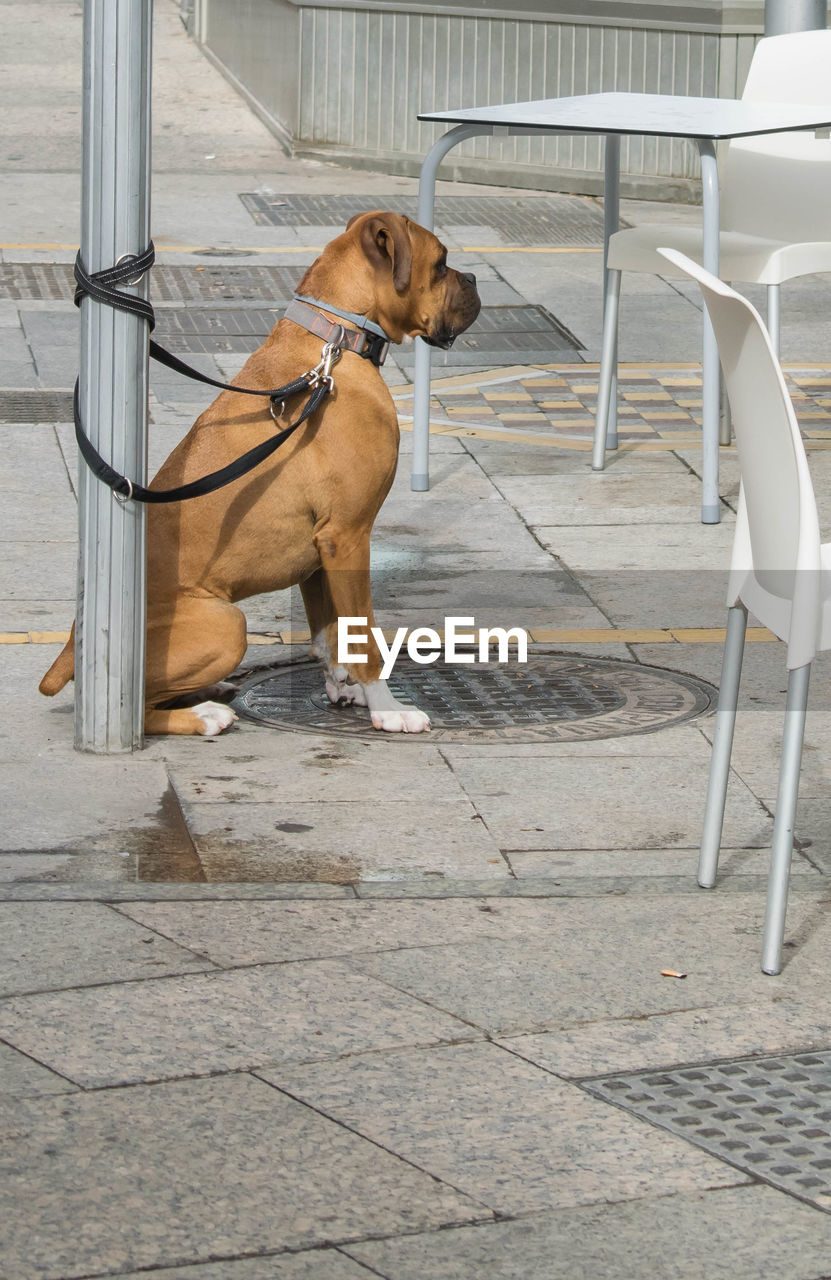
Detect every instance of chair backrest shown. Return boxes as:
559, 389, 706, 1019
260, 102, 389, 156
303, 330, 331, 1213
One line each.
721, 30, 831, 242
657, 249, 820, 604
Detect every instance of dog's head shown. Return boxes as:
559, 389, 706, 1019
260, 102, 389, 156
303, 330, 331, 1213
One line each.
311, 211, 481, 348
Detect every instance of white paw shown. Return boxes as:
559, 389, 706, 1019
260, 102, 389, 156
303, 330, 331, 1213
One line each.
371, 705, 431, 734
362, 680, 430, 733
193, 701, 238, 736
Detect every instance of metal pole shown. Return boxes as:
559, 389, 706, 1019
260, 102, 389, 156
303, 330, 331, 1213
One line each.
764, 0, 826, 34
412, 123, 485, 491
698, 138, 721, 523
76, 0, 152, 752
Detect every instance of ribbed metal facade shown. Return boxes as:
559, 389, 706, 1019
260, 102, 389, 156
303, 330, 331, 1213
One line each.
198, 0, 762, 197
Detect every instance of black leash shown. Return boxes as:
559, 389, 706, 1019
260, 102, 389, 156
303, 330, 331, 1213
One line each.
72, 243, 335, 504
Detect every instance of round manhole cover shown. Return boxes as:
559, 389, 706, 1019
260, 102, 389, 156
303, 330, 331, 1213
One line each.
233, 652, 716, 744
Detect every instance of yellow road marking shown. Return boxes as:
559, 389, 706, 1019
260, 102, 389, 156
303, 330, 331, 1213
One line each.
460, 246, 603, 254
0, 243, 326, 254
1, 242, 603, 256
5, 627, 779, 646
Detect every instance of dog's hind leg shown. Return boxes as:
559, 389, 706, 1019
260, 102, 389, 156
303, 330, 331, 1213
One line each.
144, 595, 247, 736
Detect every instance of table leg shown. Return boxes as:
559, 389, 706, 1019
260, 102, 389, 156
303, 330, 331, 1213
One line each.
697, 138, 721, 524
593, 133, 621, 470
412, 124, 489, 491
604, 132, 619, 450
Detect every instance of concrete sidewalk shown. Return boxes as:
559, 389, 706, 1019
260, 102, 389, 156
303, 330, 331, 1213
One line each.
3, 2, 831, 1277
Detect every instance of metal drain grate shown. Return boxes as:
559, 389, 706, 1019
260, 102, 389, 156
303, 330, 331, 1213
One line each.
149, 300, 576, 360
582, 1051, 831, 1213
233, 654, 714, 743
2, 263, 580, 364
0, 263, 305, 304
151, 303, 580, 361
0, 262, 79, 301
0, 390, 75, 423
153, 307, 282, 353
397, 304, 581, 366
238, 193, 612, 246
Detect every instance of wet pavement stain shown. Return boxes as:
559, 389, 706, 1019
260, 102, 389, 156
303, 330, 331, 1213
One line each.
0, 786, 206, 884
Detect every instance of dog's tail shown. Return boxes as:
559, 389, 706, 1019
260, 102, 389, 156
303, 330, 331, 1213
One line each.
39, 623, 75, 696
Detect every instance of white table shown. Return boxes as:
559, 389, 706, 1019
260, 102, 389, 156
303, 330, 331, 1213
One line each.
413, 92, 831, 523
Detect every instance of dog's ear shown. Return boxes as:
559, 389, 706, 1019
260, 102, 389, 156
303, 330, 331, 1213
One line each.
358, 212, 413, 293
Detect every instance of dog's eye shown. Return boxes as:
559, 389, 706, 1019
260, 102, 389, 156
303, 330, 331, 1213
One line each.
435, 260, 447, 280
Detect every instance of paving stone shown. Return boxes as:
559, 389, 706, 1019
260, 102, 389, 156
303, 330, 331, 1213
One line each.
633, 638, 789, 699
496, 471, 710, 525
261, 1041, 745, 1216
0, 541, 77, 600
0, 881, 356, 902
183, 799, 508, 883
169, 740, 465, 805
462, 438, 687, 475
535, 566, 734, 630
0, 959, 478, 1087
114, 898, 532, 967
0, 1041, 77, 1099
726, 713, 831, 800
0, 426, 73, 494
372, 544, 557, 573
438, 722, 711, 759
344, 1185, 831, 1280
0, 901, 214, 997
347, 894, 831, 1036
0, 644, 78, 762
0, 1074, 486, 1279
765, 798, 831, 875
110, 1253, 378, 1280
533, 525, 735, 629
0, 759, 202, 876
505, 845, 820, 879
0, 356, 38, 387
371, 562, 599, 631
372, 495, 544, 557
449, 754, 770, 851
0, 491, 75, 541
0, 600, 75, 632
497, 999, 831, 1079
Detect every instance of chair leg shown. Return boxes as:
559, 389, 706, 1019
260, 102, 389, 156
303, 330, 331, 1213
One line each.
766, 284, 781, 361
592, 267, 621, 471
761, 661, 811, 975
699, 604, 748, 888
719, 282, 732, 446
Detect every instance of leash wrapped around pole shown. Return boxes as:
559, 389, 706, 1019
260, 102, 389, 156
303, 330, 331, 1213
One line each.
72, 244, 336, 504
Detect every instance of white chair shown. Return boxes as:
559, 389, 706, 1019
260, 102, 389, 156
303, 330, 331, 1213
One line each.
659, 247, 830, 975
594, 29, 831, 464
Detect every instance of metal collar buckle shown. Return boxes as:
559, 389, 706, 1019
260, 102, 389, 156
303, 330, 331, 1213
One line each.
308, 334, 345, 391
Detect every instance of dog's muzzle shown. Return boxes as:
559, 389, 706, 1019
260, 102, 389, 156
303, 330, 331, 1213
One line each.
424, 332, 457, 351
426, 272, 481, 350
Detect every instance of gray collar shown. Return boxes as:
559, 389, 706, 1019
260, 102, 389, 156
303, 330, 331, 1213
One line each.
287, 294, 391, 367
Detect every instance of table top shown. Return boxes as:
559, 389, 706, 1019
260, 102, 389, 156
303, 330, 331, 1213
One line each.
418, 92, 831, 140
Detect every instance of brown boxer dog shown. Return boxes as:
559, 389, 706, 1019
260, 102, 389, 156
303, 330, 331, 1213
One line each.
39, 212, 481, 735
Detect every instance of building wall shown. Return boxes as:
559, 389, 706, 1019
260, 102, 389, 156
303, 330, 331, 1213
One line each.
195, 0, 766, 198
196, 0, 300, 151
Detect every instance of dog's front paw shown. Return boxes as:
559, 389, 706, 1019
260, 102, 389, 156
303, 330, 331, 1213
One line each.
325, 670, 368, 707
193, 701, 238, 736
361, 680, 430, 733
371, 704, 431, 734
